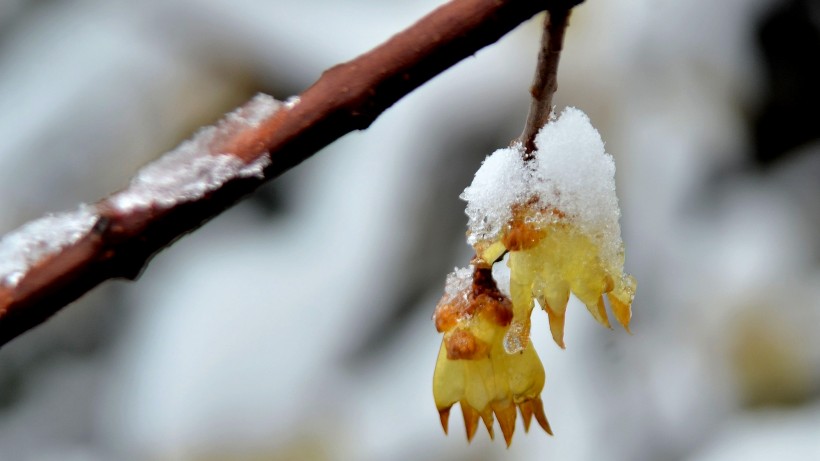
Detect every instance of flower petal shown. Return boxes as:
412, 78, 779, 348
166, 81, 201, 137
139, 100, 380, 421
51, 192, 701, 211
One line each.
461, 402, 481, 442
492, 400, 518, 447
519, 401, 534, 432
439, 407, 451, 434
541, 296, 567, 348
480, 408, 495, 440
532, 397, 553, 435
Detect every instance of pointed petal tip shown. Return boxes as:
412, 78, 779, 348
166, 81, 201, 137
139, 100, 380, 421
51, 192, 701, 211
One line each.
545, 302, 567, 349
532, 398, 553, 435
480, 410, 495, 440
596, 295, 612, 329
461, 403, 480, 442
438, 407, 451, 435
607, 292, 633, 332
492, 402, 517, 448
519, 401, 534, 433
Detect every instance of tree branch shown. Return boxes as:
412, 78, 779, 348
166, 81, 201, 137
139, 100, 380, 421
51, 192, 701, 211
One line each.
0, 0, 581, 348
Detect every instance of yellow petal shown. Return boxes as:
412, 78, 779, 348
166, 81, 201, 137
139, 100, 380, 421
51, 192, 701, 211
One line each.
540, 281, 570, 318
466, 358, 496, 413
535, 271, 569, 348
480, 409, 495, 440
439, 407, 451, 434
492, 401, 517, 447
575, 287, 611, 328
594, 295, 612, 329
519, 401, 534, 432
501, 342, 545, 399
479, 240, 507, 265
607, 292, 632, 332
461, 402, 480, 442
532, 397, 553, 435
541, 296, 567, 349
604, 274, 615, 293
608, 274, 636, 332
432, 343, 466, 410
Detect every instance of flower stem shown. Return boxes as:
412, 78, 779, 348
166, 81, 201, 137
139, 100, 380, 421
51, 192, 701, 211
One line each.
520, 7, 572, 158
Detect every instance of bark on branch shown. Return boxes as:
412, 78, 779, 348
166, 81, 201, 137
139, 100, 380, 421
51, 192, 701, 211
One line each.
0, 0, 583, 348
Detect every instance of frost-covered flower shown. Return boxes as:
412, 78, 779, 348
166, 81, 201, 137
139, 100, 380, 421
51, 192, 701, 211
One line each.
461, 108, 636, 351
434, 108, 635, 445
433, 266, 551, 446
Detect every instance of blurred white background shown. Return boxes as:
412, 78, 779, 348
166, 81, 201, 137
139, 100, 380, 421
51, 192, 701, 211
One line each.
1, 0, 819, 460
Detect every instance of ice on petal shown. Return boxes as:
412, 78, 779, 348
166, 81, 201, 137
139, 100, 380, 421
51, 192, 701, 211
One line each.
443, 266, 473, 304
503, 319, 530, 354
0, 205, 99, 287
110, 93, 281, 212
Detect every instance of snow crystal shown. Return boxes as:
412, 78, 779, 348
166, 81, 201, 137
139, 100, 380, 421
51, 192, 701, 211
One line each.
284, 96, 301, 109
110, 93, 281, 212
491, 253, 512, 298
462, 107, 623, 261
443, 266, 473, 303
226, 93, 282, 128
533, 107, 621, 261
460, 146, 530, 245
0, 205, 98, 287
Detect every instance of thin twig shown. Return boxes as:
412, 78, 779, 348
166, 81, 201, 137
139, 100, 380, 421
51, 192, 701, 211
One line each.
0, 0, 571, 348
520, 7, 572, 157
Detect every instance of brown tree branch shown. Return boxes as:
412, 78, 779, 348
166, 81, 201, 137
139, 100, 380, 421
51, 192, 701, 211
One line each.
0, 0, 583, 348
520, 6, 573, 157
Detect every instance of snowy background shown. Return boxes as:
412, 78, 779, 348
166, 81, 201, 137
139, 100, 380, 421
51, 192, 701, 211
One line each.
1, 0, 819, 460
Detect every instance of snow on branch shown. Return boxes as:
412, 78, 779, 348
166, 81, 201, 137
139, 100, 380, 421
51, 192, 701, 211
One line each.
0, 0, 576, 347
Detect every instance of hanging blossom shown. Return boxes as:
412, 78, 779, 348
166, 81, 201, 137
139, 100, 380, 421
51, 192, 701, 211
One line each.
433, 265, 551, 447
433, 107, 635, 445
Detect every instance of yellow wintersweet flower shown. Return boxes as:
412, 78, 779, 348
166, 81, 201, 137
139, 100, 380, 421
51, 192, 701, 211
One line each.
433, 266, 551, 446
435, 107, 635, 445
463, 108, 636, 352
476, 203, 636, 351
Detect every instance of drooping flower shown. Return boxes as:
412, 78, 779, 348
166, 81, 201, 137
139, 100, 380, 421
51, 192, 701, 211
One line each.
433, 108, 635, 445
484, 202, 636, 352
462, 108, 636, 352
432, 265, 551, 446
